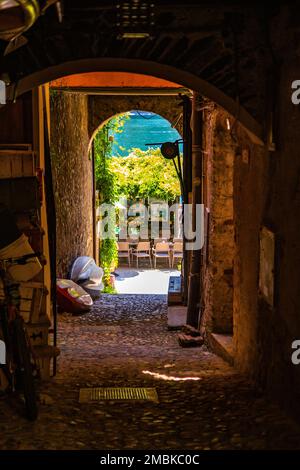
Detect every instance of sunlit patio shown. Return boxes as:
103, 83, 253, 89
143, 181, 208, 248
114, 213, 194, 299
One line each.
114, 267, 180, 295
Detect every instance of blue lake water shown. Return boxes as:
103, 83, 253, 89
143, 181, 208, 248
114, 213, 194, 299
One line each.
111, 111, 181, 157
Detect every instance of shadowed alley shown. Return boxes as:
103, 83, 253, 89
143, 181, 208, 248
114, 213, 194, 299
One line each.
1, 294, 300, 450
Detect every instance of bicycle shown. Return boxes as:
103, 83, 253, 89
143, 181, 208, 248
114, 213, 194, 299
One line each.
0, 252, 40, 421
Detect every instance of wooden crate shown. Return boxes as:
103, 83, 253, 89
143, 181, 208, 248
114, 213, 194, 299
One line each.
33, 345, 60, 381
20, 281, 48, 323
0, 150, 36, 179
26, 316, 51, 347
0, 281, 47, 323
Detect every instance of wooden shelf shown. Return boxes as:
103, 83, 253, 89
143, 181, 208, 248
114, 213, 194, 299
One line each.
0, 150, 36, 179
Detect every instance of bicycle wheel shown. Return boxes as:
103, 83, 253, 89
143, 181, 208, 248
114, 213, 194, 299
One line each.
0, 303, 12, 391
14, 317, 38, 421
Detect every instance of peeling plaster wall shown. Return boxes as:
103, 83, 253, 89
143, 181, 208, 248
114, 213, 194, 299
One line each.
50, 92, 93, 277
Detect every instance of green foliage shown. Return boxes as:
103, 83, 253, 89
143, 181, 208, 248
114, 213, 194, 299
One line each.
94, 114, 130, 203
110, 147, 181, 201
99, 238, 118, 293
94, 115, 181, 203
102, 285, 117, 294
94, 115, 129, 290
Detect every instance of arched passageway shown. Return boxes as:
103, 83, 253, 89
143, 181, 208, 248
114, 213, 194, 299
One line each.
0, 1, 300, 452
9, 58, 263, 144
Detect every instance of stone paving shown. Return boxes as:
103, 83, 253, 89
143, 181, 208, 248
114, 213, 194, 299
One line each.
1, 294, 300, 450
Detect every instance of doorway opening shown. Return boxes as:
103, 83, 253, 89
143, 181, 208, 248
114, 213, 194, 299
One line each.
93, 110, 183, 295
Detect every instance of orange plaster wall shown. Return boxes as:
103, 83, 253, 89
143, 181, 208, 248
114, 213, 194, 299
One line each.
50, 72, 181, 89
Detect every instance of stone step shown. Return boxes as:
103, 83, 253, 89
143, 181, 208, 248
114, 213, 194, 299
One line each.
167, 305, 187, 330
181, 324, 202, 337
178, 333, 204, 348
206, 332, 234, 366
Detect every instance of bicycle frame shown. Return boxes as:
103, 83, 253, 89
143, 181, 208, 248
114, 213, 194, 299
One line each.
0, 252, 39, 420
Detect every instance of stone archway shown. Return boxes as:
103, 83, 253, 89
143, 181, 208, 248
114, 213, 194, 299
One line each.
8, 58, 263, 144
50, 90, 184, 277
88, 94, 184, 145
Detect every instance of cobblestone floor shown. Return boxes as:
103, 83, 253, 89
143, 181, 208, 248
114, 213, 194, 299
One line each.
1, 294, 300, 450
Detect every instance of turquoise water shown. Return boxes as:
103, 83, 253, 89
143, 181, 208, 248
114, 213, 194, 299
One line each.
111, 111, 181, 157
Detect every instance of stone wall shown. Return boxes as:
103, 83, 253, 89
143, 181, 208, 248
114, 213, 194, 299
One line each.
232, 19, 300, 418
201, 75, 300, 419
88, 95, 183, 141
210, 110, 235, 333
233, 125, 267, 377
50, 92, 93, 277
233, 60, 300, 417
201, 106, 235, 334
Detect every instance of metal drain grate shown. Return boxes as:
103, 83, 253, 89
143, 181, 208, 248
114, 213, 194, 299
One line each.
79, 387, 159, 403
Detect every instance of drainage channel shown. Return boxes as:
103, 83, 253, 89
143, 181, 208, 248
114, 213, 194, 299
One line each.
79, 387, 159, 403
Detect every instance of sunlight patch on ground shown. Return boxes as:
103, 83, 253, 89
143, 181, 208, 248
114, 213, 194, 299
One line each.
114, 268, 180, 295
142, 370, 202, 382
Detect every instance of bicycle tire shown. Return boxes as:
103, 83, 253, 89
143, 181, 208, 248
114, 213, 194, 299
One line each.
14, 318, 38, 421
0, 303, 12, 390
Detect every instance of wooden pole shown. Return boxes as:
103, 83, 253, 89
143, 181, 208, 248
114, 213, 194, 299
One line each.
186, 92, 203, 328
42, 86, 58, 375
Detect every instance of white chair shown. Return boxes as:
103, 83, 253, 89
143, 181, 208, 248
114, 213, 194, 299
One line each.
118, 242, 131, 267
131, 241, 152, 268
172, 241, 183, 268
153, 238, 169, 246
152, 242, 171, 268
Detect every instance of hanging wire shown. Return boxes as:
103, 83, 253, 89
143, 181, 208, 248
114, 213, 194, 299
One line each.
172, 112, 183, 129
